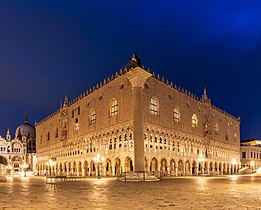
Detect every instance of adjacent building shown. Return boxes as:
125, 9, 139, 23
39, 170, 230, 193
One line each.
240, 139, 261, 171
0, 116, 36, 176
36, 54, 240, 177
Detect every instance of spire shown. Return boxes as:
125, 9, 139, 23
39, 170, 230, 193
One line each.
6, 128, 11, 141
24, 111, 29, 125
202, 87, 211, 104
63, 95, 68, 107
204, 87, 207, 98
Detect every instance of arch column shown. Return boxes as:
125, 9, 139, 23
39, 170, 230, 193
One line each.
167, 165, 170, 175
75, 163, 78, 176
195, 165, 198, 176
175, 167, 178, 176
66, 162, 69, 176
190, 165, 193, 176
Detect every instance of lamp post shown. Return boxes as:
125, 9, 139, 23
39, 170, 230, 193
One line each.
94, 154, 104, 179
7, 164, 12, 176
198, 154, 205, 176
250, 160, 255, 174
231, 158, 237, 174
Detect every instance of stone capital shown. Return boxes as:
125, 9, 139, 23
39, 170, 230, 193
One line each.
125, 67, 152, 88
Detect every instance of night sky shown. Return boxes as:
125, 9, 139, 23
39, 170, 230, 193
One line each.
0, 1, 260, 140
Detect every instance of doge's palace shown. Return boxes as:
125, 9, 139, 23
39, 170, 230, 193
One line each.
36, 54, 240, 177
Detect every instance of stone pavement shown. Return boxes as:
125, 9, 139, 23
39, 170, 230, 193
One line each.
0, 175, 261, 210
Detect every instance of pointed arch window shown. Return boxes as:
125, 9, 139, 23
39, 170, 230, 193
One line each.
150, 97, 159, 116
90, 109, 96, 124
214, 123, 219, 134
74, 118, 79, 131
173, 107, 180, 123
55, 128, 58, 138
110, 99, 118, 117
192, 114, 198, 128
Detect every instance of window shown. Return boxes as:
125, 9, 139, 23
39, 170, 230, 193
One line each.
55, 128, 58, 138
72, 110, 74, 118
225, 129, 229, 140
78, 106, 80, 115
242, 152, 246, 158
110, 99, 118, 117
74, 118, 79, 131
47, 132, 50, 141
150, 97, 159, 115
214, 123, 219, 134
90, 109, 96, 124
173, 107, 180, 123
192, 114, 198, 128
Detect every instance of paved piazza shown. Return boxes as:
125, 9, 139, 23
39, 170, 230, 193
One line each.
0, 175, 261, 210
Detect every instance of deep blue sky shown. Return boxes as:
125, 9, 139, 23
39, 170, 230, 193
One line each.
0, 1, 260, 140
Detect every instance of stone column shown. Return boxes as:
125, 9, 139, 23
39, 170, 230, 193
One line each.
66, 162, 69, 176
125, 67, 152, 172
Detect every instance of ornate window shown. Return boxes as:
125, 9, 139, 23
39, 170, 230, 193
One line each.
110, 99, 118, 117
192, 114, 198, 128
173, 107, 180, 123
150, 97, 159, 116
90, 109, 96, 124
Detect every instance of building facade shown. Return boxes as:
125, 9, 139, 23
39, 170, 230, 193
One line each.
36, 54, 240, 177
0, 116, 36, 176
240, 139, 261, 171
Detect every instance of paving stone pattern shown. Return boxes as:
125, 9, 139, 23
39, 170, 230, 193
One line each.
0, 175, 261, 210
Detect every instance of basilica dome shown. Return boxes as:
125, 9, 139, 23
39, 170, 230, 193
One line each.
15, 116, 36, 138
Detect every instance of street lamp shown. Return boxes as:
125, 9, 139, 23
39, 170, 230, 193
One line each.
250, 160, 255, 174
198, 154, 205, 176
231, 158, 237, 174
7, 164, 12, 176
94, 154, 104, 179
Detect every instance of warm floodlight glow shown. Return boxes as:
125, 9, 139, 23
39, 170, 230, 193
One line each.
250, 160, 255, 167
198, 154, 204, 162
94, 154, 104, 179
231, 158, 237, 165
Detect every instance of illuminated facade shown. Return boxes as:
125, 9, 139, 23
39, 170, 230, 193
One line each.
240, 139, 261, 171
36, 54, 240, 177
0, 116, 36, 176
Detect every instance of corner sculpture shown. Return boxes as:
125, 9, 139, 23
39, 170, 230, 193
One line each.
128, 53, 144, 69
